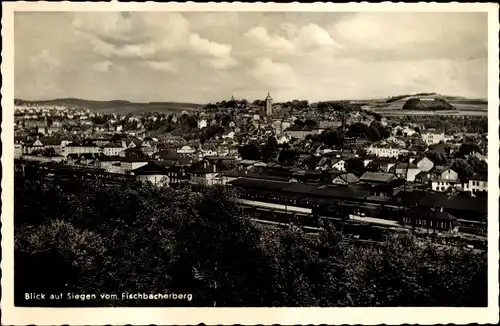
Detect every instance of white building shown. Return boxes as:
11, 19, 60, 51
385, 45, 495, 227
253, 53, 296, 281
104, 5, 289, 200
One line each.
366, 145, 409, 158
421, 132, 452, 145
14, 144, 23, 158
103, 143, 125, 156
222, 131, 235, 139
467, 174, 488, 194
198, 119, 208, 129
177, 145, 196, 155
64, 144, 102, 156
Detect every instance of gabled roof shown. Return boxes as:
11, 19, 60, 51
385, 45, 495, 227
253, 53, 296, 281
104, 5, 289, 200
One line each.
334, 173, 359, 183
104, 142, 123, 148
204, 156, 236, 161
392, 162, 419, 170
407, 207, 457, 221
433, 165, 454, 174
470, 173, 487, 181
131, 162, 169, 175
120, 156, 148, 162
125, 137, 143, 147
95, 154, 121, 162
359, 172, 396, 183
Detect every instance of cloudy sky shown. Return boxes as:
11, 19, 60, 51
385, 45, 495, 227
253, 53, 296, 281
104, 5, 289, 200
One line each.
15, 11, 488, 103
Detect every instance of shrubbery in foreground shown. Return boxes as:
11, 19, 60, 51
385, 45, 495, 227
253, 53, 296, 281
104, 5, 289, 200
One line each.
14, 177, 487, 307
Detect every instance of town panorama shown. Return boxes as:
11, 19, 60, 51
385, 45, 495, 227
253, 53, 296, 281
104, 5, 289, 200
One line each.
12, 10, 489, 309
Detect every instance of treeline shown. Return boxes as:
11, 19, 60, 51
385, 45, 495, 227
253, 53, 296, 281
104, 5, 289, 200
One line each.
402, 98, 456, 111
386, 93, 437, 103
14, 177, 487, 307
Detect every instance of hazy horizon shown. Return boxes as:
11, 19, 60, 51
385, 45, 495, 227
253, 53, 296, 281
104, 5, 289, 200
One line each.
15, 11, 488, 103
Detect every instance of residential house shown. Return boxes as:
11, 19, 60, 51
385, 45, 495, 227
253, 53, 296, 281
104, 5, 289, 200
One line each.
316, 156, 346, 172
430, 166, 459, 192
177, 145, 196, 155
367, 159, 398, 173
122, 137, 143, 149
103, 142, 125, 156
466, 173, 488, 195
93, 154, 122, 170
120, 147, 145, 158
365, 144, 409, 158
332, 173, 360, 185
414, 171, 431, 188
197, 119, 208, 129
390, 162, 421, 182
63, 142, 102, 156
130, 162, 170, 186
189, 160, 219, 186
415, 156, 435, 172
14, 143, 23, 158
421, 131, 452, 145
162, 164, 190, 186
221, 130, 235, 139
120, 156, 149, 171
23, 138, 45, 154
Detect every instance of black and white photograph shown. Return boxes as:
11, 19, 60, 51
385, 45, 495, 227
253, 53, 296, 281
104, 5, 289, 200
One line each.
2, 2, 499, 325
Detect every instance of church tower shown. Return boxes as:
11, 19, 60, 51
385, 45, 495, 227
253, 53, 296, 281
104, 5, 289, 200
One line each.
265, 91, 273, 117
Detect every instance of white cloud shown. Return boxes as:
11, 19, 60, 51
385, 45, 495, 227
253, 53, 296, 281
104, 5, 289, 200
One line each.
204, 57, 238, 70
331, 12, 487, 59
30, 50, 60, 70
295, 23, 342, 50
92, 60, 125, 73
15, 12, 488, 103
92, 61, 113, 72
143, 60, 177, 72
251, 58, 298, 90
245, 27, 295, 55
188, 33, 233, 58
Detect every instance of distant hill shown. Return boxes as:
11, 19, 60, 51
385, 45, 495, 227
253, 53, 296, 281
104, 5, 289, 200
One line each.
401, 98, 456, 111
14, 98, 205, 114
369, 93, 487, 112
385, 92, 438, 103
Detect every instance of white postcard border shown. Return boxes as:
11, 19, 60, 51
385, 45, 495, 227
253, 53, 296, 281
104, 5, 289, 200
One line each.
2, 2, 499, 325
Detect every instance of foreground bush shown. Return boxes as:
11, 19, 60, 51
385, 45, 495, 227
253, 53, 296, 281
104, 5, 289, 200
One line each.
14, 177, 487, 307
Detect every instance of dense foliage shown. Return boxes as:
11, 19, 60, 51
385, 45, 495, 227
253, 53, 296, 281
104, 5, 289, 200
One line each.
15, 177, 487, 307
401, 98, 456, 111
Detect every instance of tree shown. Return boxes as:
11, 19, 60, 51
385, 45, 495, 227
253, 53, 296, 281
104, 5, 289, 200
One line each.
14, 175, 488, 307
220, 115, 232, 127
456, 143, 482, 158
294, 119, 305, 126
42, 147, 57, 157
345, 158, 365, 177
425, 151, 447, 166
278, 148, 299, 166
451, 159, 474, 182
111, 133, 123, 143
267, 136, 278, 151
304, 119, 317, 126
238, 144, 261, 160
169, 186, 276, 306
467, 155, 487, 173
